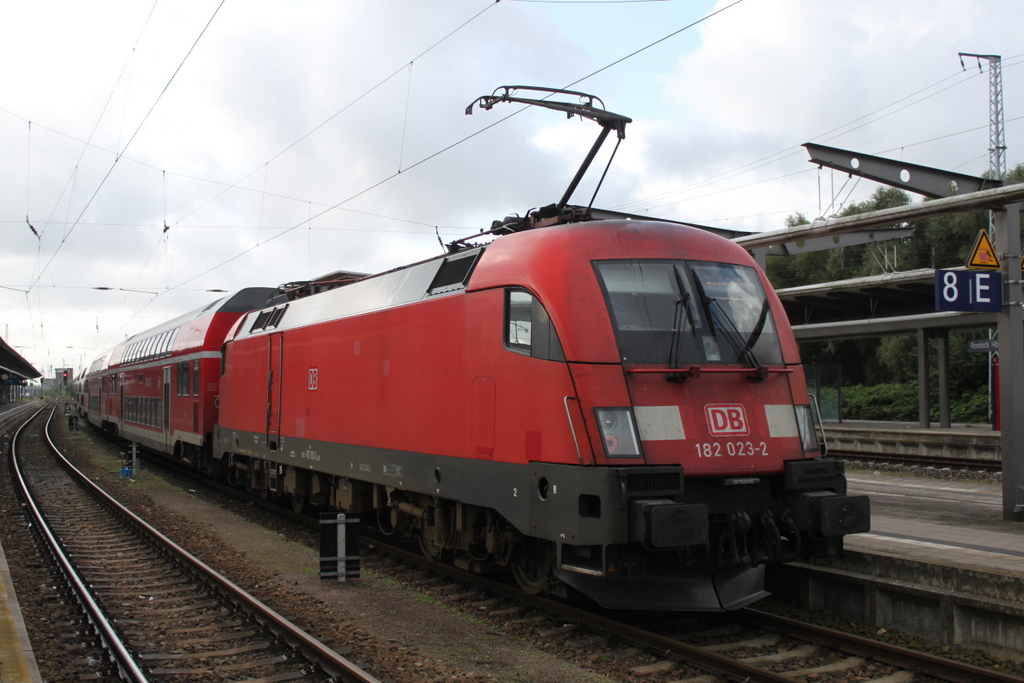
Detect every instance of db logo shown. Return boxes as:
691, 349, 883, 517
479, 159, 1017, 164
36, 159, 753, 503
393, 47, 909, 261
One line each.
705, 404, 748, 436
308, 368, 319, 391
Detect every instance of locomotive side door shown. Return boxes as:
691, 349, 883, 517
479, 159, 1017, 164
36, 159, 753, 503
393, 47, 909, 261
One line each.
267, 333, 284, 451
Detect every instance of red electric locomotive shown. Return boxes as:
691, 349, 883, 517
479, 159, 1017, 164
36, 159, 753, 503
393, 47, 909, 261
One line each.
214, 211, 868, 610
81, 88, 869, 611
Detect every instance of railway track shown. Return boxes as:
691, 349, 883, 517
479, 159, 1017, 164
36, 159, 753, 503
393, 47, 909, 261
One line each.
830, 448, 1002, 472
9, 403, 378, 682
365, 537, 1022, 683
47, 413, 1022, 682
142, 453, 1022, 682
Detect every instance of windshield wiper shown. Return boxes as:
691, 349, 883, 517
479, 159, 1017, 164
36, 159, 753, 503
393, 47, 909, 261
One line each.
667, 265, 696, 370
742, 299, 770, 360
690, 273, 717, 337
692, 275, 761, 370
712, 298, 760, 368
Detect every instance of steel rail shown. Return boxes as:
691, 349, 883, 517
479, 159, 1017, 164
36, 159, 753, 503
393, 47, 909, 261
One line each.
38, 404, 380, 683
833, 448, 1002, 471
139, 444, 1013, 683
373, 538, 1021, 683
70, 414, 1014, 682
10, 404, 150, 683
743, 609, 1024, 683
373, 541, 797, 683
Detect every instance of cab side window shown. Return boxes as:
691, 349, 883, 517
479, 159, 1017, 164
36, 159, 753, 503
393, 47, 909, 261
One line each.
505, 289, 565, 361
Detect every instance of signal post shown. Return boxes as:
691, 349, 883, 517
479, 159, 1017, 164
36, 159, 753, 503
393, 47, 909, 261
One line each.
994, 204, 1023, 521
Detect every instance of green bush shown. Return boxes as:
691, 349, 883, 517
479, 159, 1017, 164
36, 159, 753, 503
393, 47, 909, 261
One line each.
842, 383, 919, 421
841, 383, 991, 424
949, 389, 990, 424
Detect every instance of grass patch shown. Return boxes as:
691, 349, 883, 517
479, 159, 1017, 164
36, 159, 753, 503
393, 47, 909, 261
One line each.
411, 591, 445, 607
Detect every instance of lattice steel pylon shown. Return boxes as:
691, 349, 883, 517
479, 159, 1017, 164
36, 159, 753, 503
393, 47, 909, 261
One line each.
959, 52, 1006, 181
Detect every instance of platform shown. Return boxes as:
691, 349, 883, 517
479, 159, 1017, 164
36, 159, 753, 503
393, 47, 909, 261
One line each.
823, 420, 1000, 463
769, 469, 1024, 662
0, 537, 41, 683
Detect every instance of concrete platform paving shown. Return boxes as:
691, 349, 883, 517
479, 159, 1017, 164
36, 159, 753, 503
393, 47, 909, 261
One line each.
0, 539, 42, 683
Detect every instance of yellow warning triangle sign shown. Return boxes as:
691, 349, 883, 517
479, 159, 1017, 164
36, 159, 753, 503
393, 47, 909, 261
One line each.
967, 229, 1001, 270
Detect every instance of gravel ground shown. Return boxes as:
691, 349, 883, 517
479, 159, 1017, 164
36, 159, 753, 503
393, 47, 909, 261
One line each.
29, 415, 620, 683
4, 410, 1016, 682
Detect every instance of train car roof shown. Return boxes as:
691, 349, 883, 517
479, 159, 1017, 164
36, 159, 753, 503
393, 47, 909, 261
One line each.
584, 208, 752, 241
87, 287, 276, 374
228, 218, 759, 363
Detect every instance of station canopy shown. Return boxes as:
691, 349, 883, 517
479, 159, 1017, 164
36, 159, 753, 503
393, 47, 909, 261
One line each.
0, 337, 40, 382
774, 268, 997, 340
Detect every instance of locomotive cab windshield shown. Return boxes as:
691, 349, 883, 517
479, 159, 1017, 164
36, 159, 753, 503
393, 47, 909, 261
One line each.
594, 259, 783, 368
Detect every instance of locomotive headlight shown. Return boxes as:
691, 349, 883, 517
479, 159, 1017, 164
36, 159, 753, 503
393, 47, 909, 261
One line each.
595, 408, 642, 458
794, 404, 819, 453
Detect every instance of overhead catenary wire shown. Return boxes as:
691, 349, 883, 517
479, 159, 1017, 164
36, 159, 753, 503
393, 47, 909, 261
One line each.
166, 1, 748, 292
25, 121, 35, 238
169, 0, 498, 229
27, 0, 160, 249
29, 0, 228, 294
122, 3, 1022, 304
399, 62, 415, 173
630, 112, 1024, 219
614, 67, 992, 214
507, 0, 672, 3
11, 6, 1023, 361
616, 57, 1024, 218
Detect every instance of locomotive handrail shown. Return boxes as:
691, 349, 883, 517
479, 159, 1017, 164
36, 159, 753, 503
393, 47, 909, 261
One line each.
563, 395, 584, 465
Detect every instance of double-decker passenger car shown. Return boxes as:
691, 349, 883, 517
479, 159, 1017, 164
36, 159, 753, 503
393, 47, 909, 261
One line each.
80, 289, 275, 468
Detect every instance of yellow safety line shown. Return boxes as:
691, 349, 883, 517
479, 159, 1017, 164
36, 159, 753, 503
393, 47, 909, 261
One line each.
0, 551, 33, 683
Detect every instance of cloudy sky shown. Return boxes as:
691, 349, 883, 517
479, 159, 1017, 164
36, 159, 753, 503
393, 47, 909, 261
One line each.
1, 0, 1021, 378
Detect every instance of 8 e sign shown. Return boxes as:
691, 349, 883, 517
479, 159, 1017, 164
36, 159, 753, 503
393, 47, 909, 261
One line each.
934, 270, 1002, 312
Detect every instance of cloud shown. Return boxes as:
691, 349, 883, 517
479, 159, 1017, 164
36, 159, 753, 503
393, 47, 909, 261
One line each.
2, 0, 1022, 374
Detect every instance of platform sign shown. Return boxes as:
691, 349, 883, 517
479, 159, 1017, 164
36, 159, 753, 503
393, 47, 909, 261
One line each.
968, 339, 998, 353
966, 229, 1001, 270
935, 270, 1002, 312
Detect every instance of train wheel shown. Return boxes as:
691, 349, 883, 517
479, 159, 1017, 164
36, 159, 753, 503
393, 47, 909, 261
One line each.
290, 492, 307, 515
418, 534, 441, 561
511, 540, 554, 595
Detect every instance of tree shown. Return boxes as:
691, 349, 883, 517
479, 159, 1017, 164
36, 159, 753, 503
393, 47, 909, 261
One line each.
764, 188, 916, 288
911, 161, 1024, 270
767, 162, 1024, 423
764, 212, 833, 287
